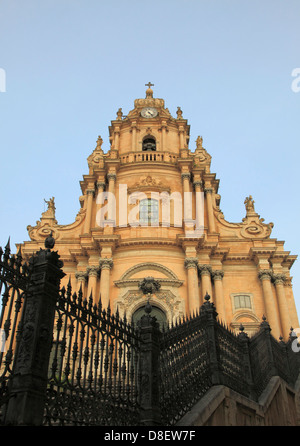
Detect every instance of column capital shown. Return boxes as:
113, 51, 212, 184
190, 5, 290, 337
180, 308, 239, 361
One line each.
272, 273, 286, 285
107, 173, 117, 182
99, 258, 114, 270
184, 257, 198, 269
193, 180, 203, 189
198, 264, 212, 276
258, 269, 273, 282
181, 172, 191, 182
75, 271, 88, 282
212, 270, 224, 281
96, 181, 106, 190
86, 266, 100, 277
86, 188, 95, 196
204, 187, 213, 194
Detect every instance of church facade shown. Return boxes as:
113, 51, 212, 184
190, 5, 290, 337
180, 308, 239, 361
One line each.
19, 84, 299, 340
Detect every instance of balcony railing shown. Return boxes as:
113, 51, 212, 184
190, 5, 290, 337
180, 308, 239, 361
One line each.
120, 151, 178, 165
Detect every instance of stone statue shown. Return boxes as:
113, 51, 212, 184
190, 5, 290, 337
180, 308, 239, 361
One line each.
43, 197, 56, 218
244, 196, 255, 213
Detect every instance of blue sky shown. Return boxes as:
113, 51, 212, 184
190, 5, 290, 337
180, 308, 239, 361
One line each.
0, 0, 300, 318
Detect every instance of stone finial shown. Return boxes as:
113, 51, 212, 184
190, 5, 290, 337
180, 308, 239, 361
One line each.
44, 231, 55, 250
176, 107, 183, 118
116, 108, 123, 120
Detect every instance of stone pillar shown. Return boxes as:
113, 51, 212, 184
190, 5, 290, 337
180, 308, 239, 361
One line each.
193, 180, 204, 235
204, 187, 216, 233
273, 273, 291, 340
184, 258, 199, 315
107, 173, 116, 223
84, 188, 95, 234
131, 122, 137, 151
198, 264, 212, 304
99, 258, 113, 309
95, 180, 105, 228
212, 270, 226, 323
258, 270, 281, 339
86, 266, 100, 300
181, 173, 192, 227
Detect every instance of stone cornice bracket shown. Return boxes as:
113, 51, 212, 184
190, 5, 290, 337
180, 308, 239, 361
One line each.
198, 264, 212, 276
99, 258, 114, 270
184, 257, 198, 269
86, 266, 100, 277
211, 270, 224, 281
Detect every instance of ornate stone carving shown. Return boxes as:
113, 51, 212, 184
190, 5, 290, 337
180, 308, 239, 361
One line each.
99, 258, 113, 270
198, 264, 212, 276
212, 270, 224, 281
181, 173, 191, 182
138, 277, 161, 295
43, 197, 56, 219
272, 273, 286, 285
86, 266, 100, 277
184, 258, 198, 269
258, 270, 272, 281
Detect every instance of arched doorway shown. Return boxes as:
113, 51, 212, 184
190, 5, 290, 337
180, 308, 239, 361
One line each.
132, 305, 167, 330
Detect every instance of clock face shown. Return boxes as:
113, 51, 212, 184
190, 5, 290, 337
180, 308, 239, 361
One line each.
141, 107, 158, 118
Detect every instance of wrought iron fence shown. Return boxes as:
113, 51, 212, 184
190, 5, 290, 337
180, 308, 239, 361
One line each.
0, 239, 31, 422
45, 281, 142, 426
0, 237, 299, 426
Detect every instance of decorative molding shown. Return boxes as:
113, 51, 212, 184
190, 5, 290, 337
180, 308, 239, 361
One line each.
184, 258, 198, 269
211, 270, 224, 281
198, 264, 212, 276
99, 258, 113, 270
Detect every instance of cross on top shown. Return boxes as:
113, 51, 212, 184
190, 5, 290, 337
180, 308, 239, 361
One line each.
145, 82, 154, 89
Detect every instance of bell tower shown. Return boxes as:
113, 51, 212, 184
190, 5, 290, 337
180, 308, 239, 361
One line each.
21, 84, 299, 340
108, 82, 190, 155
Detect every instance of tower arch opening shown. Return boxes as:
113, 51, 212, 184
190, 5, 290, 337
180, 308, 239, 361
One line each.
142, 136, 156, 151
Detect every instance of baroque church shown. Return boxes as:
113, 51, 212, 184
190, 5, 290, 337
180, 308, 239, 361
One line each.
19, 83, 299, 340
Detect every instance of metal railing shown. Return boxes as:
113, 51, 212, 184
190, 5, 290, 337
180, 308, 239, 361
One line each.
0, 238, 299, 426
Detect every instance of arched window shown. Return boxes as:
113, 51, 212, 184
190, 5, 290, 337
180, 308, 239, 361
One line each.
139, 198, 159, 225
142, 137, 156, 151
132, 305, 167, 330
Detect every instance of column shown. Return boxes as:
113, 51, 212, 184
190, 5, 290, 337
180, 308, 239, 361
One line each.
84, 188, 95, 234
75, 271, 87, 297
184, 258, 199, 315
204, 187, 216, 233
114, 128, 120, 151
181, 172, 192, 229
198, 265, 212, 304
131, 122, 137, 151
258, 270, 281, 339
212, 270, 226, 323
86, 266, 100, 300
99, 258, 113, 309
193, 180, 204, 235
107, 173, 116, 223
273, 273, 291, 340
